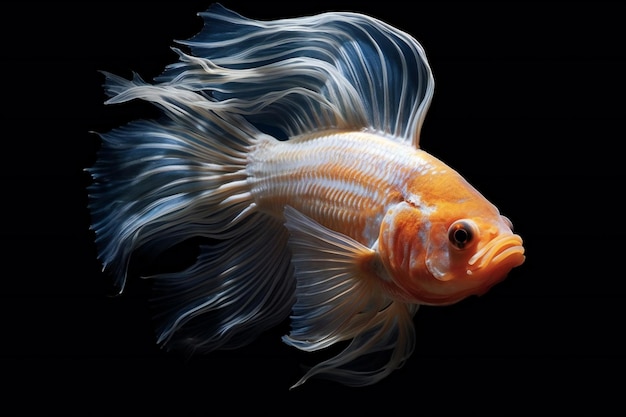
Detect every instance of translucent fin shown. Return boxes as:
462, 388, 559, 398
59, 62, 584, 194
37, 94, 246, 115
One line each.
158, 3, 434, 146
150, 213, 295, 353
282, 206, 419, 387
88, 71, 296, 352
292, 303, 418, 388
88, 71, 264, 293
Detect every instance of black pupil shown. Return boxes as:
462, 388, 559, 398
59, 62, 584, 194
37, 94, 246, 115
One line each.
454, 228, 469, 244
449, 222, 473, 249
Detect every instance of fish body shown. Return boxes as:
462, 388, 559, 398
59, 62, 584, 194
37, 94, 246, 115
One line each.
88, 4, 525, 388
249, 131, 422, 246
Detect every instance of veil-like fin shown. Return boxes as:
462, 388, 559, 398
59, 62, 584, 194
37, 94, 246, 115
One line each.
150, 214, 295, 354
88, 71, 263, 292
157, 3, 434, 146
291, 302, 418, 388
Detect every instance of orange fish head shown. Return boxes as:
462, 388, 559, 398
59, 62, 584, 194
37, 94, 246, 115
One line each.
377, 200, 525, 305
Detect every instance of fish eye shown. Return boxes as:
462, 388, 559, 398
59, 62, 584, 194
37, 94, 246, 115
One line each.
448, 220, 477, 250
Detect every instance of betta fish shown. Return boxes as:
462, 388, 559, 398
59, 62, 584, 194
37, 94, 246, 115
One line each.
87, 3, 525, 388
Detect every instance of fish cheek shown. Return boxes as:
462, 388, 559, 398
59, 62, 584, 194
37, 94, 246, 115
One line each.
378, 202, 430, 298
424, 223, 452, 281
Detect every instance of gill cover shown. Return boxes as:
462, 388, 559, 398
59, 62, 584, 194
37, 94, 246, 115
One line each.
378, 202, 432, 301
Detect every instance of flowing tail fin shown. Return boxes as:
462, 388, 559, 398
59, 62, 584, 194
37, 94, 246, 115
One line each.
87, 72, 295, 352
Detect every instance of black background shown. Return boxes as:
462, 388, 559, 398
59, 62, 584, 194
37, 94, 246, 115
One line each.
3, 1, 625, 415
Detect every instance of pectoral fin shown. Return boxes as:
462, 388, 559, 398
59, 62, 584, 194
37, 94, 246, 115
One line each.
282, 206, 418, 387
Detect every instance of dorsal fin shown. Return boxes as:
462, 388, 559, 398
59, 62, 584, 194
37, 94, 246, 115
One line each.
157, 3, 434, 147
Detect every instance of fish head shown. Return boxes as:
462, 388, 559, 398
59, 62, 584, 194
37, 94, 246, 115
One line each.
422, 207, 525, 304
377, 192, 525, 305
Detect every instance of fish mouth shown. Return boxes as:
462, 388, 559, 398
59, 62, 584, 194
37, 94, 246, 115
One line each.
467, 233, 525, 273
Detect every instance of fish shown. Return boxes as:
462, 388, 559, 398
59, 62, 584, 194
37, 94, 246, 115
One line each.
87, 3, 525, 388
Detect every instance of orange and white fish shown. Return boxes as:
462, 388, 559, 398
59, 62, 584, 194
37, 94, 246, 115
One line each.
88, 3, 525, 388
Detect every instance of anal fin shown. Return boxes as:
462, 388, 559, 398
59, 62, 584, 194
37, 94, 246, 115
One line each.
149, 213, 295, 354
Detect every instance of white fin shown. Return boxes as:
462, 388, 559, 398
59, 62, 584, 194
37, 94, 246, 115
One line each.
150, 214, 295, 353
282, 206, 419, 387
88, 72, 295, 353
89, 71, 263, 292
159, 3, 434, 147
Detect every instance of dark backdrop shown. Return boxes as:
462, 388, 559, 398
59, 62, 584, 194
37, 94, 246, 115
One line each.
3, 1, 624, 415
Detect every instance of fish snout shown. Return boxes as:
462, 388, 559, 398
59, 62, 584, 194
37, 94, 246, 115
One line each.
467, 233, 525, 274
